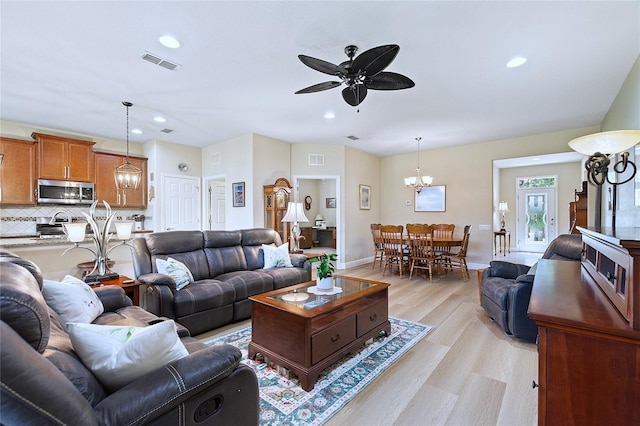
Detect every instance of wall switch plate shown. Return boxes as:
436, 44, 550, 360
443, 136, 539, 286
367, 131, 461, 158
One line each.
405, 200, 412, 206
479, 224, 491, 231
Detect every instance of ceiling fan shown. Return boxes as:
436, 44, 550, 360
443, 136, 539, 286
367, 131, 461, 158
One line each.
295, 44, 415, 106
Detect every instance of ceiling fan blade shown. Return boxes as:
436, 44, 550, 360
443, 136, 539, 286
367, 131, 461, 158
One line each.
298, 55, 347, 76
342, 85, 368, 106
365, 72, 415, 90
295, 81, 342, 94
351, 45, 399, 77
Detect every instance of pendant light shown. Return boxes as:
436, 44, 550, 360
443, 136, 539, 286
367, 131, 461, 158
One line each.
113, 101, 143, 190
404, 137, 433, 193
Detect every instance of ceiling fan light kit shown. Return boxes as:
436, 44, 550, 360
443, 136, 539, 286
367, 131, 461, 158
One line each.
295, 44, 415, 106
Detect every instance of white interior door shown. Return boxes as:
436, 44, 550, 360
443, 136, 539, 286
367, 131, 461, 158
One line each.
517, 187, 557, 252
206, 179, 226, 230
163, 175, 200, 231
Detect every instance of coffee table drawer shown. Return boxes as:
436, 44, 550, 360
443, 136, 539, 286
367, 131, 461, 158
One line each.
357, 301, 388, 337
312, 317, 356, 363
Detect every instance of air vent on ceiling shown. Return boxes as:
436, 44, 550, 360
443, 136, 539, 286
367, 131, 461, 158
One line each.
346, 135, 359, 140
141, 51, 181, 71
160, 128, 174, 133
308, 154, 324, 166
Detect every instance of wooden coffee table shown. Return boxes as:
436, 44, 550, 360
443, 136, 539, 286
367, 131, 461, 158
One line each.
248, 275, 390, 391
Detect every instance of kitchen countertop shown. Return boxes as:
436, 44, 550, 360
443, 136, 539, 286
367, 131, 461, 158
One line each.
0, 230, 152, 248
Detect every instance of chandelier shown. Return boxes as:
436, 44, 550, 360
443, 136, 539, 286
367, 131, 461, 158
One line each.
404, 137, 433, 193
113, 101, 143, 190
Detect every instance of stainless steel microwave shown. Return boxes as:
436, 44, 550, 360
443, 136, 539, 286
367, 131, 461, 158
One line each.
37, 179, 95, 205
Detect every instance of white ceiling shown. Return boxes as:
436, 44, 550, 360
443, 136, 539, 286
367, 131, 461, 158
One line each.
1, 1, 638, 157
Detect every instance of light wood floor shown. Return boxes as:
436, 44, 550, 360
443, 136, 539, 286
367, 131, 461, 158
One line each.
198, 263, 539, 426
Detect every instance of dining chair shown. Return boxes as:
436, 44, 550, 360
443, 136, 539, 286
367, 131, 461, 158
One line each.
432, 223, 456, 257
406, 223, 441, 281
380, 225, 408, 276
442, 225, 472, 281
370, 223, 384, 269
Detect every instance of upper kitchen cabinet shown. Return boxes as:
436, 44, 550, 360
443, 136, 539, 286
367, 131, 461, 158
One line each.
32, 133, 95, 182
0, 137, 37, 205
95, 152, 147, 208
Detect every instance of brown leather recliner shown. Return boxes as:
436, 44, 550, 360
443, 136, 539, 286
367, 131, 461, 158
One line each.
0, 250, 259, 425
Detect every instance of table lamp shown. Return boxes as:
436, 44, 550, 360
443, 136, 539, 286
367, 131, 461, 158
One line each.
282, 201, 309, 253
498, 202, 509, 231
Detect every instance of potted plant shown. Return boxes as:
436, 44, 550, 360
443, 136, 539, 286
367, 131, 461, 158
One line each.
310, 253, 338, 290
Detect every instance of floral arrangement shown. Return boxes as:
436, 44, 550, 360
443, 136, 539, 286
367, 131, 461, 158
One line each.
310, 253, 338, 280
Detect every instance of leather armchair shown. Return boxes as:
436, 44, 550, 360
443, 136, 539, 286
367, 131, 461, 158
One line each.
0, 250, 259, 425
480, 234, 582, 341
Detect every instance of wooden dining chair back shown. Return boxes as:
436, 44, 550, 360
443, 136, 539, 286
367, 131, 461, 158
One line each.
380, 225, 407, 276
406, 223, 441, 281
370, 223, 384, 269
432, 223, 455, 255
442, 225, 472, 281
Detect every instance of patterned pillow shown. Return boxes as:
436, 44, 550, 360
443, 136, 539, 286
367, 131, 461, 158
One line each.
156, 257, 194, 290
67, 320, 188, 391
43, 275, 104, 326
262, 243, 293, 268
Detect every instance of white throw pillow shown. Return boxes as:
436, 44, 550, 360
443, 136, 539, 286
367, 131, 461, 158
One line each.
43, 275, 104, 325
262, 242, 293, 268
68, 320, 189, 391
156, 257, 194, 290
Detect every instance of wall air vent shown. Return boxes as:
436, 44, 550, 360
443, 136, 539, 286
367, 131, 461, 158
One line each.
141, 51, 181, 71
160, 128, 174, 133
346, 135, 359, 140
309, 154, 324, 166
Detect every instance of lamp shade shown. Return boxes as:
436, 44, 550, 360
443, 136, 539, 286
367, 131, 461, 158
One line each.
282, 202, 309, 223
63, 223, 87, 243
498, 202, 509, 213
568, 130, 640, 155
115, 222, 133, 240
315, 214, 324, 221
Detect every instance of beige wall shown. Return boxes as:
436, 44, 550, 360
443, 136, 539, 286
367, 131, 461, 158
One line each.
252, 134, 291, 227
601, 54, 640, 227
381, 126, 599, 267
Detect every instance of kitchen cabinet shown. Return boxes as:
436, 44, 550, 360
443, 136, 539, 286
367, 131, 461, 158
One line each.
33, 133, 95, 182
0, 137, 37, 205
94, 152, 147, 208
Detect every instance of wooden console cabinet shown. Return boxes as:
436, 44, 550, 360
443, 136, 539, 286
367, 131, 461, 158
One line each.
33, 133, 95, 182
0, 137, 37, 205
529, 227, 640, 425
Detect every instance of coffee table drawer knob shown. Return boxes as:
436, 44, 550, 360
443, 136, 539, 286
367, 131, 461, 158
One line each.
330, 334, 341, 343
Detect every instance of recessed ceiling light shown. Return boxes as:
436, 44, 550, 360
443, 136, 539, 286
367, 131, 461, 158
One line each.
154, 116, 166, 123
324, 112, 335, 119
506, 57, 527, 68
131, 128, 143, 135
158, 35, 180, 49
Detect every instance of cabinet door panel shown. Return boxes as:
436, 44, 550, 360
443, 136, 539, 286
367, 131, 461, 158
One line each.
0, 138, 36, 205
67, 142, 94, 182
94, 153, 121, 205
38, 138, 67, 180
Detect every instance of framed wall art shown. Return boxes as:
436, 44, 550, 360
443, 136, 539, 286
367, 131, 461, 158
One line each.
326, 197, 336, 208
414, 185, 446, 212
232, 181, 245, 207
359, 184, 371, 210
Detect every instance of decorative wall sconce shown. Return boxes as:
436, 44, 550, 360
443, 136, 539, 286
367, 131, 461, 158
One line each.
569, 130, 639, 229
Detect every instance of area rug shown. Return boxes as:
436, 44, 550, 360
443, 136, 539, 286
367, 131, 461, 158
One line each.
203, 317, 433, 426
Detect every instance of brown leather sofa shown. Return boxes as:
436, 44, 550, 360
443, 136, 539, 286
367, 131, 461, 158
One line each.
0, 250, 259, 425
131, 228, 312, 335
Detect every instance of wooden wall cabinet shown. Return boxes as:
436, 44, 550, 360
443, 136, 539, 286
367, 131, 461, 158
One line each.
0, 137, 37, 205
94, 152, 147, 208
529, 227, 640, 425
33, 133, 95, 182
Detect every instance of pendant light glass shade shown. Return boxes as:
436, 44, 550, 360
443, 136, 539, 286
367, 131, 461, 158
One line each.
404, 137, 433, 193
114, 101, 143, 190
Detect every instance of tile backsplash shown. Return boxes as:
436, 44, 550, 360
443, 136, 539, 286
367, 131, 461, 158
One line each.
1, 205, 150, 236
